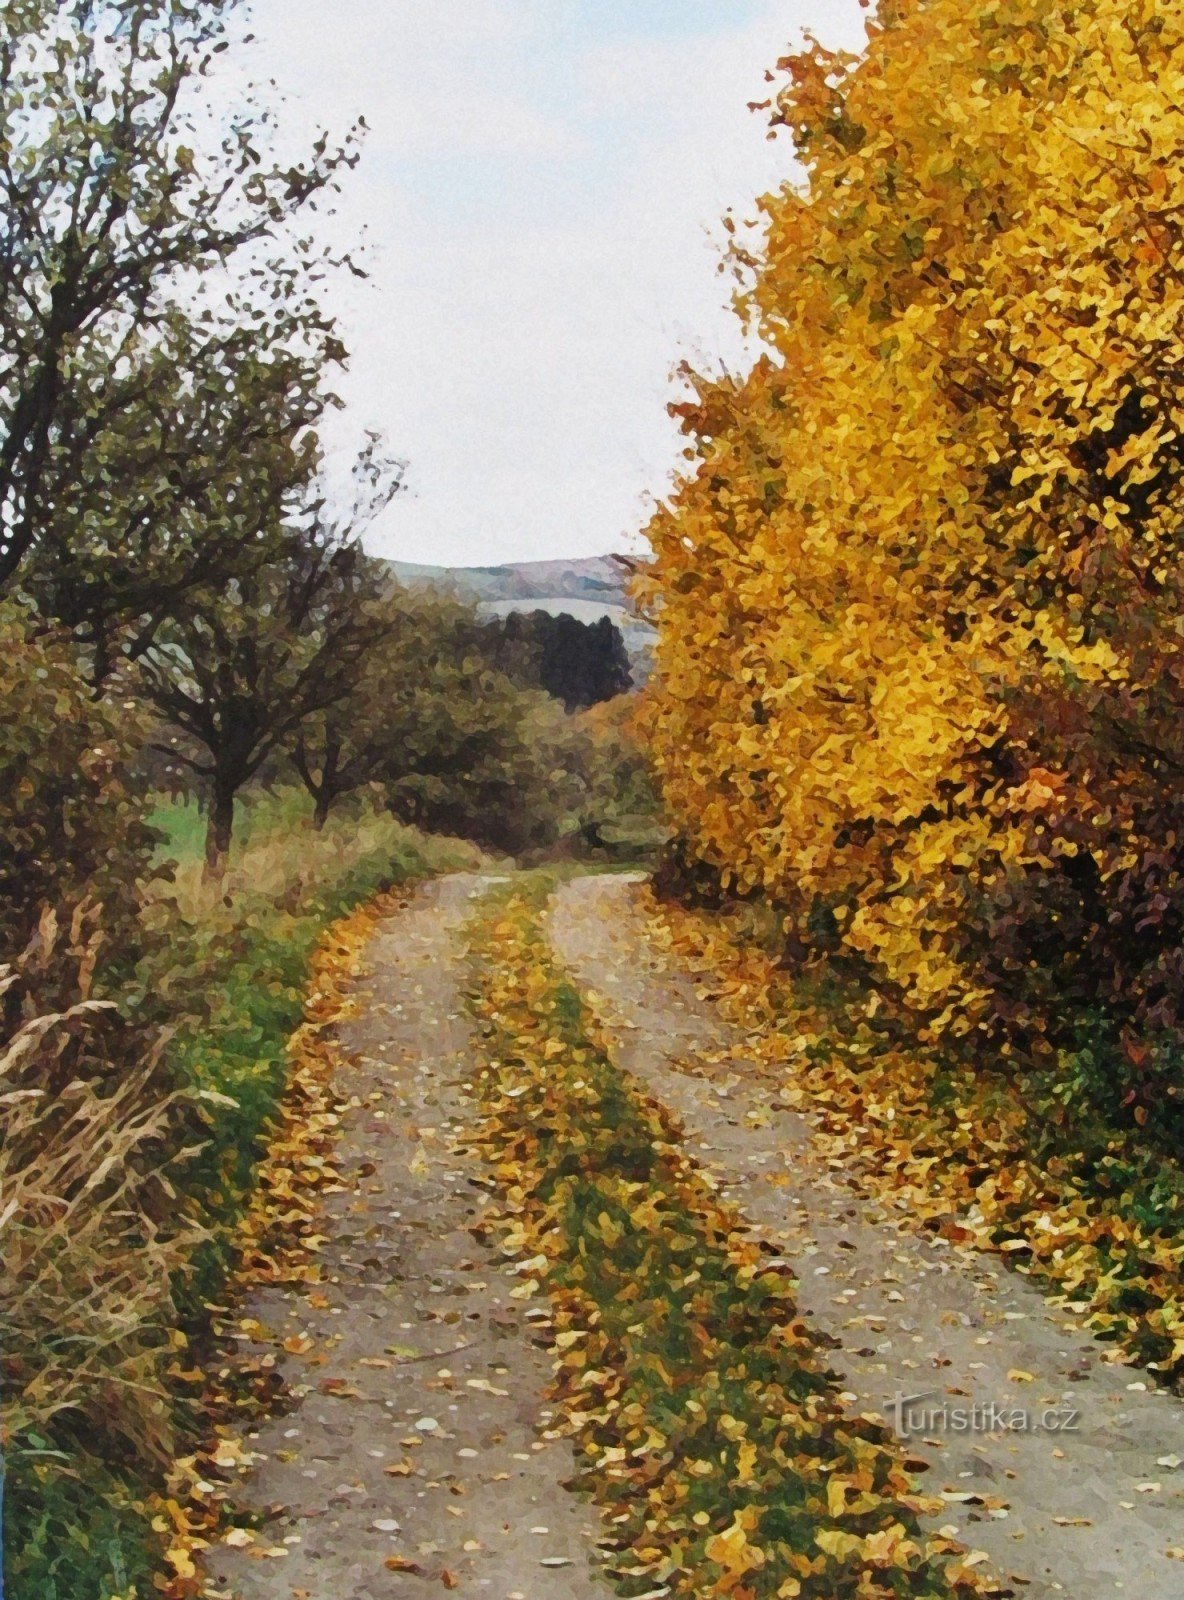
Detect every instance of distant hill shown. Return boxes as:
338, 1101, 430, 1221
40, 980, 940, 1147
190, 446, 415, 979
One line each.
387, 555, 631, 604
387, 555, 655, 682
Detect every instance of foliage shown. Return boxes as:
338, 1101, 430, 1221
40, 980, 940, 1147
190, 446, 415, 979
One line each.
388, 678, 585, 854
0, 908, 188, 1600
289, 596, 650, 855
465, 890, 994, 1600
336, 608, 591, 854
0, 606, 158, 965
138, 475, 399, 869
3, 1457, 159, 1600
571, 694, 667, 860
640, 0, 1184, 1127
0, 0, 352, 653
483, 609, 633, 710
288, 590, 481, 827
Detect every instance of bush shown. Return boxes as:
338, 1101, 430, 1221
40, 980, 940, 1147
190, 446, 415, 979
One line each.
0, 608, 158, 972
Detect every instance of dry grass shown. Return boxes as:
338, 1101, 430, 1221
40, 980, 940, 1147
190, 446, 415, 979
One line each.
0, 909, 195, 1461
155, 789, 486, 927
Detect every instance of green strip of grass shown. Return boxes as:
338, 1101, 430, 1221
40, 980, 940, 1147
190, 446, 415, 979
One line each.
465, 893, 988, 1600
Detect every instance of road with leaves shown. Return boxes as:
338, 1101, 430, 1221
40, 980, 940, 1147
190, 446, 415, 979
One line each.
194, 875, 1184, 1600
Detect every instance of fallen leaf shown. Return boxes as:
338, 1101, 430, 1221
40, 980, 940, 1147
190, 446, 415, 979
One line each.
386, 1556, 426, 1575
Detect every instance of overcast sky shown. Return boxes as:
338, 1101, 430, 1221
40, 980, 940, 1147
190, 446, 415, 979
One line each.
245, 0, 869, 567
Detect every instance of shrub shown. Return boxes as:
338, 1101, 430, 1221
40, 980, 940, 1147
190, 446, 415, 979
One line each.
640, 0, 1184, 1133
0, 608, 158, 973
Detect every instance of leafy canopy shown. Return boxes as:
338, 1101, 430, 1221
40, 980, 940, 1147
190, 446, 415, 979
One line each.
642, 0, 1184, 1100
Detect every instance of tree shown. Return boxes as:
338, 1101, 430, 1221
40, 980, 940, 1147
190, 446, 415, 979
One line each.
484, 610, 633, 711
290, 592, 463, 830
289, 594, 593, 852
138, 458, 401, 872
24, 305, 333, 676
0, 0, 355, 648
380, 665, 587, 856
641, 0, 1184, 1120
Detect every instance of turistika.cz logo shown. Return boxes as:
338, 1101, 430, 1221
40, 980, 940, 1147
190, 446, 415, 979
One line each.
890, 1390, 1081, 1436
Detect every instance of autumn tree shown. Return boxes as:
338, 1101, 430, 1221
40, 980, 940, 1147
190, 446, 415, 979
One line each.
642, 0, 1184, 1126
138, 456, 402, 872
0, 0, 354, 653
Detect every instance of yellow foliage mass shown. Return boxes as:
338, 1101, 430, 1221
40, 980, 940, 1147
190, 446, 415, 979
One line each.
640, 0, 1184, 1032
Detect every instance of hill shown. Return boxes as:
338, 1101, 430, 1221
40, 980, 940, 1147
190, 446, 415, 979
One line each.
387, 555, 655, 681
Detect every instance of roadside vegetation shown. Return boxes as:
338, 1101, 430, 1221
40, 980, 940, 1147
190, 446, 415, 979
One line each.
2, 792, 480, 1600
637, 0, 1184, 1383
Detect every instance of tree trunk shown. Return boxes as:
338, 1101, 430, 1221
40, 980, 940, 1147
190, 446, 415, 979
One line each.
313, 792, 332, 831
204, 783, 236, 880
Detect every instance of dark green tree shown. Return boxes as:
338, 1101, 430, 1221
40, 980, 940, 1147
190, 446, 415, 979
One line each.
483, 610, 633, 710
0, 0, 355, 651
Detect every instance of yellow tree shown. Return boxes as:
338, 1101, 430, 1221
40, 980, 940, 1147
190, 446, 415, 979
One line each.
642, 0, 1184, 1086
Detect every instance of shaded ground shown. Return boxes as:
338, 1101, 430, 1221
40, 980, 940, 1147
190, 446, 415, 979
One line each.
200, 871, 1184, 1600
549, 875, 1184, 1600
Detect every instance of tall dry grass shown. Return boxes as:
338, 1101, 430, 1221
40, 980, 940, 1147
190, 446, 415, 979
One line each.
154, 787, 485, 924
0, 906, 194, 1462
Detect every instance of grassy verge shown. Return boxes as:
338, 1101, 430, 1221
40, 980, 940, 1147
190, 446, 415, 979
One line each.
147, 793, 483, 1313
645, 891, 1184, 1389
3, 793, 481, 1600
465, 887, 992, 1600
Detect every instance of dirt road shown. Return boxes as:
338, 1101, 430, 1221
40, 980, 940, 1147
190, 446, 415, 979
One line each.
202, 875, 608, 1600
199, 872, 1184, 1600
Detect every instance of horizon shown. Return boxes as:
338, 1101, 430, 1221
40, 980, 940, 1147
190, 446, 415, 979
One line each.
243, 0, 869, 568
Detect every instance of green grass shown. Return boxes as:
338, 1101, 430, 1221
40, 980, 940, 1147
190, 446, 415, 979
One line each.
147, 785, 330, 863
4, 1453, 157, 1600
4, 791, 482, 1600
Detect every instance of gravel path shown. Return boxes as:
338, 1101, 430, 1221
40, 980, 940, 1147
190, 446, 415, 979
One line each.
200, 875, 610, 1600
548, 874, 1184, 1600
198, 871, 1184, 1600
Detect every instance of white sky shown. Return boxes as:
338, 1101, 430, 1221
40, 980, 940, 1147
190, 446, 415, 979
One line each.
245, 1, 869, 566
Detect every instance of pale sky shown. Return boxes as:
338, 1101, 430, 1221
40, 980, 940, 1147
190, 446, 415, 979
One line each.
245, 1, 869, 566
